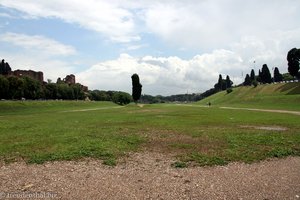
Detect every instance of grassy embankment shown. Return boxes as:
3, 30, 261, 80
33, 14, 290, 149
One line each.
0, 83, 299, 167
197, 82, 300, 111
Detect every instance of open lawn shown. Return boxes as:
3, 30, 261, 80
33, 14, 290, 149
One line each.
0, 101, 299, 166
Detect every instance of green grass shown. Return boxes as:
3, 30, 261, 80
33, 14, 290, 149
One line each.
197, 82, 300, 111
0, 100, 299, 167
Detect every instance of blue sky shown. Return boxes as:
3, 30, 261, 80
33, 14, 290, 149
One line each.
0, 0, 299, 95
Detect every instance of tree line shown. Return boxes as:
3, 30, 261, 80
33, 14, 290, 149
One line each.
0, 75, 86, 100
0, 59, 135, 105
243, 64, 295, 87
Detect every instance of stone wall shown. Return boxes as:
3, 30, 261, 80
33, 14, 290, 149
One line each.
63, 74, 75, 85
11, 70, 44, 83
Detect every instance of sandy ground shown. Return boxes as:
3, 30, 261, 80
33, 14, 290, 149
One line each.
1, 153, 299, 200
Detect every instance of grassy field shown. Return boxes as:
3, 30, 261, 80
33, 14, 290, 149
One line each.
0, 100, 299, 167
197, 82, 300, 111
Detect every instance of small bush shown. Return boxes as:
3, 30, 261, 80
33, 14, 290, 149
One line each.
252, 80, 258, 88
226, 88, 233, 94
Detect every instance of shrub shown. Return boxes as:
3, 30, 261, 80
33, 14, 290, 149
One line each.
252, 80, 258, 88
226, 88, 233, 94
112, 91, 132, 105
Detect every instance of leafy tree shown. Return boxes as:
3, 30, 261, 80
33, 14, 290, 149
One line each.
0, 75, 9, 99
131, 73, 142, 103
57, 83, 72, 99
22, 76, 42, 99
112, 91, 132, 105
282, 73, 294, 81
287, 48, 300, 78
261, 64, 272, 83
71, 83, 84, 100
7, 76, 24, 99
90, 90, 110, 101
273, 67, 283, 82
45, 83, 58, 99
243, 74, 251, 86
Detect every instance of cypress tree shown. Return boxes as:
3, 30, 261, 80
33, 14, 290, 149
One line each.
273, 67, 283, 82
250, 69, 255, 81
243, 74, 251, 86
217, 74, 223, 91
131, 73, 142, 103
261, 64, 272, 83
225, 75, 233, 89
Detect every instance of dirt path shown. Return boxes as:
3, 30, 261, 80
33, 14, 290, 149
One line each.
1, 154, 299, 200
60, 106, 123, 113
220, 106, 300, 116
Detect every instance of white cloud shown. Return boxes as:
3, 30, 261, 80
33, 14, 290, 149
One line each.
76, 51, 246, 95
0, 32, 77, 81
141, 0, 300, 50
1, 1, 299, 95
77, 25, 300, 95
0, 0, 139, 43
0, 32, 76, 56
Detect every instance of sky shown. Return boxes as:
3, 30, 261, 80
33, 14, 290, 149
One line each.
0, 0, 299, 95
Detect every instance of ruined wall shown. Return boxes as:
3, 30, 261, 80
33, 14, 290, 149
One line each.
12, 70, 44, 83
63, 74, 75, 85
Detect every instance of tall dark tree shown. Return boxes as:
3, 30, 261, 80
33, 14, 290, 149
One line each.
261, 64, 272, 83
273, 67, 283, 82
225, 75, 233, 89
243, 74, 251, 86
257, 69, 262, 83
287, 48, 300, 78
217, 74, 223, 91
250, 69, 255, 81
131, 73, 142, 103
0, 59, 12, 75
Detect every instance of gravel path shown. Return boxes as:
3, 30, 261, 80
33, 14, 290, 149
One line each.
220, 106, 300, 116
1, 153, 299, 200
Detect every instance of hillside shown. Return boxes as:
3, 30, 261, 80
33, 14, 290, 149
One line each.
197, 82, 300, 111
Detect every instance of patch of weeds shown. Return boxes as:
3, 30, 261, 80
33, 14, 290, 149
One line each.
267, 147, 297, 158
102, 158, 117, 166
171, 161, 187, 168
184, 153, 228, 166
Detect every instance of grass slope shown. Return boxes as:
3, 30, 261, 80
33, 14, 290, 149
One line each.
197, 82, 300, 110
0, 101, 299, 167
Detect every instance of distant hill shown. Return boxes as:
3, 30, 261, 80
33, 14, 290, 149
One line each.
197, 82, 300, 111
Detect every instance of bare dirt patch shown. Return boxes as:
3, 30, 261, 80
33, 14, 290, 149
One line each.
0, 154, 299, 199
240, 125, 288, 131
139, 129, 222, 155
